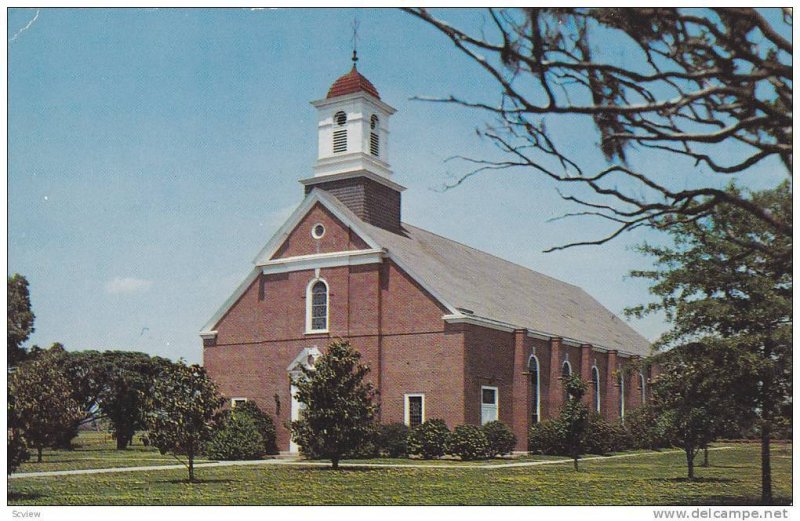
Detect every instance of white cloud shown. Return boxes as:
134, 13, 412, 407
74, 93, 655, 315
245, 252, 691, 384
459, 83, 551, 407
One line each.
105, 277, 153, 295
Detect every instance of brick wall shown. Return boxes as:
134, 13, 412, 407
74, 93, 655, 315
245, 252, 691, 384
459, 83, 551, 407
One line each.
304, 177, 401, 232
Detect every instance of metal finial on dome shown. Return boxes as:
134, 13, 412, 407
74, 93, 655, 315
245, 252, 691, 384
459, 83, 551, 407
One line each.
351, 17, 360, 67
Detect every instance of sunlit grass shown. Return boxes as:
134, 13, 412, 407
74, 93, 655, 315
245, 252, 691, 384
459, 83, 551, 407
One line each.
9, 441, 791, 506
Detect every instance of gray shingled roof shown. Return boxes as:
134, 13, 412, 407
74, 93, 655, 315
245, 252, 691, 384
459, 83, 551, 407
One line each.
319, 191, 652, 357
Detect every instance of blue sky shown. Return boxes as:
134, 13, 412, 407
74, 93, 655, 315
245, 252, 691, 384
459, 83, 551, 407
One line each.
8, 8, 787, 364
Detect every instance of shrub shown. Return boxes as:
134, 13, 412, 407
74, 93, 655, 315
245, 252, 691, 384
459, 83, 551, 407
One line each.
482, 420, 517, 457
407, 419, 450, 459
528, 419, 567, 455
231, 401, 278, 455
624, 405, 669, 450
376, 423, 410, 458
448, 424, 490, 460
585, 414, 619, 455
344, 423, 380, 459
206, 414, 265, 461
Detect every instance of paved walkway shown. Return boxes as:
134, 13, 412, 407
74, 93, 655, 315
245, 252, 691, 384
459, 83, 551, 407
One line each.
9, 446, 734, 479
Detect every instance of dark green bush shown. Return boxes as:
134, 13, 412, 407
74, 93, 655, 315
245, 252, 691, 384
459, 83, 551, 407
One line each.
528, 419, 567, 455
448, 424, 490, 460
231, 401, 278, 455
407, 419, 450, 459
624, 405, 670, 450
585, 414, 619, 455
376, 422, 410, 458
482, 420, 517, 456
344, 423, 380, 459
207, 413, 265, 460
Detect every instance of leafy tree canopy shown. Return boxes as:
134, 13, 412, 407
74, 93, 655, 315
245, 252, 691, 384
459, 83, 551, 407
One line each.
290, 340, 378, 469
143, 361, 223, 482
7, 274, 35, 367
9, 349, 84, 463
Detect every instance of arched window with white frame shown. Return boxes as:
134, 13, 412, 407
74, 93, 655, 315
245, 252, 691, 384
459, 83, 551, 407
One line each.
306, 278, 329, 333
618, 371, 625, 420
592, 366, 601, 413
528, 355, 540, 424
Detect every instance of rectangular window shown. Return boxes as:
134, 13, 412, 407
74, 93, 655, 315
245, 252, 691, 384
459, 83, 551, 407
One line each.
404, 394, 425, 428
311, 292, 327, 331
370, 132, 379, 156
231, 398, 247, 408
333, 129, 347, 153
481, 386, 498, 425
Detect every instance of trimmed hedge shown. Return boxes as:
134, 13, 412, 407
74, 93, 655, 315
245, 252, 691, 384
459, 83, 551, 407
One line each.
376, 423, 410, 458
407, 419, 450, 459
482, 421, 517, 456
231, 401, 278, 455
206, 413, 265, 461
447, 424, 490, 460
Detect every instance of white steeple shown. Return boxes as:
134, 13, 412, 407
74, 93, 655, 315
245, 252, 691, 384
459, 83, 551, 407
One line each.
310, 64, 397, 182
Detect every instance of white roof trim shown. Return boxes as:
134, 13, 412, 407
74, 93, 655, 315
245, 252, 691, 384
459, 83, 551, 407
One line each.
261, 248, 385, 275
301, 169, 406, 193
311, 91, 397, 114
252, 190, 381, 266
442, 313, 516, 333
200, 267, 260, 335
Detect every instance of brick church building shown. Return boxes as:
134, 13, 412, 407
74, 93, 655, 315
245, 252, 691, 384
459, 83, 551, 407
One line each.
202, 62, 652, 452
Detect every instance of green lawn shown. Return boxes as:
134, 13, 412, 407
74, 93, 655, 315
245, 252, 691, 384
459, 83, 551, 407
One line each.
14, 431, 213, 473
8, 438, 791, 506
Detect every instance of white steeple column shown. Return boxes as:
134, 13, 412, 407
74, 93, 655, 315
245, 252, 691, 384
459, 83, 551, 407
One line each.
311, 88, 396, 180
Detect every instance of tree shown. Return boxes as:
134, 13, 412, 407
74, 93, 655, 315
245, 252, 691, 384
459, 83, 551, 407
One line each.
8, 274, 35, 367
404, 8, 791, 251
7, 388, 30, 474
560, 374, 590, 470
628, 182, 791, 502
9, 350, 84, 463
143, 361, 223, 482
289, 340, 378, 469
651, 341, 744, 480
62, 350, 172, 449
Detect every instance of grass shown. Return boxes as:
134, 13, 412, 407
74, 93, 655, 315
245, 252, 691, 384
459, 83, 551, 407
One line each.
8, 434, 792, 506
15, 431, 213, 473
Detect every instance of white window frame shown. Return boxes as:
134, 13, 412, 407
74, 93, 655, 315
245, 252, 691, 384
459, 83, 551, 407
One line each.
619, 372, 626, 419
404, 393, 425, 428
528, 355, 540, 424
230, 397, 248, 408
592, 366, 601, 413
305, 277, 329, 334
562, 360, 572, 376
480, 385, 499, 425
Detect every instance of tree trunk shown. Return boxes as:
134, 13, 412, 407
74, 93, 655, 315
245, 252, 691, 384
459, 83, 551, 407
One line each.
761, 420, 772, 505
331, 456, 339, 470
116, 435, 129, 450
701, 446, 709, 467
685, 448, 694, 480
760, 342, 774, 505
36, 446, 43, 463
188, 446, 195, 482
573, 456, 579, 471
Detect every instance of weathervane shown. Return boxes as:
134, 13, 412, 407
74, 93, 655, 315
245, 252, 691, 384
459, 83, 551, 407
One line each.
351, 16, 360, 65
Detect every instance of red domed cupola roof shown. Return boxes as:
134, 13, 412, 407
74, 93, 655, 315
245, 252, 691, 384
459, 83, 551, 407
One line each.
326, 65, 381, 100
